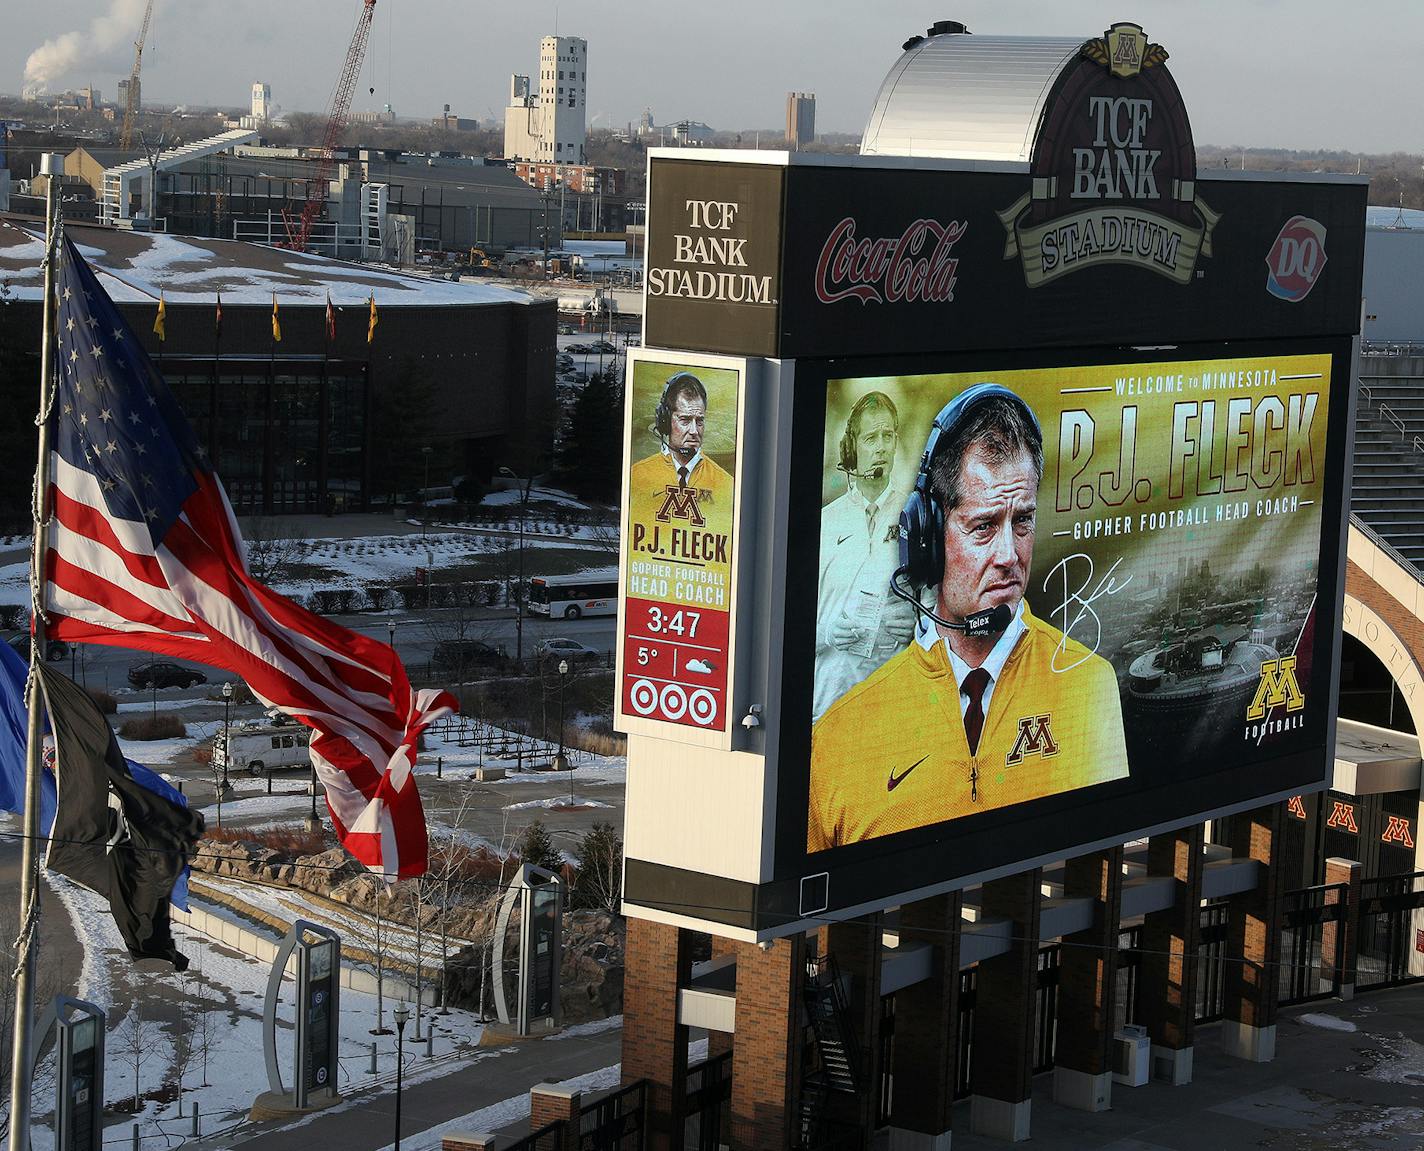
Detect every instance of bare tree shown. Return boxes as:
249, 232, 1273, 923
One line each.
112, 1007, 160, 1109
240, 517, 303, 585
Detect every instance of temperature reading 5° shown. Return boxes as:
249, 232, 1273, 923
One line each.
645, 606, 701, 638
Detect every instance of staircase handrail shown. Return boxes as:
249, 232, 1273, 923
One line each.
1358, 382, 1424, 457
1350, 512, 1424, 588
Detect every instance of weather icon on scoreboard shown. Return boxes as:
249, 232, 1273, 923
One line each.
685, 658, 716, 674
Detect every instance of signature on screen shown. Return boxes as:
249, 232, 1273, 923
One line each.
1043, 553, 1132, 672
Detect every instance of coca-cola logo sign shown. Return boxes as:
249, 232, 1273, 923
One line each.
1265, 216, 1328, 303
815, 217, 967, 306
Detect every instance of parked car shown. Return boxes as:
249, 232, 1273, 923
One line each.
127, 661, 208, 689
535, 637, 602, 667
433, 639, 511, 677
6, 634, 69, 662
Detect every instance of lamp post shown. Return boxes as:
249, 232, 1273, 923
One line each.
387, 620, 396, 651
306, 760, 321, 832
420, 445, 432, 543
556, 659, 571, 803
392, 1002, 410, 1151
220, 681, 234, 800
498, 466, 533, 665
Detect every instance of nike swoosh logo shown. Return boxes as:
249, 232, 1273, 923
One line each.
887, 756, 928, 792
837, 534, 853, 545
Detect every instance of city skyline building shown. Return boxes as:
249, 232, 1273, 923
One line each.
786, 90, 815, 149
503, 34, 588, 165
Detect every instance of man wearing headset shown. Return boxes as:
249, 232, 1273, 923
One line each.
808, 384, 1128, 851
628, 370, 733, 545
813, 391, 918, 720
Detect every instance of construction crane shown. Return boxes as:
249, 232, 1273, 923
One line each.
119, 0, 155, 150
284, 0, 377, 252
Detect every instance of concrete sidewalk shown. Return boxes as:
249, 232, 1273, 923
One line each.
215, 1026, 622, 1151
949, 987, 1424, 1150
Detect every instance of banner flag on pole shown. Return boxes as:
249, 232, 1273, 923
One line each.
36, 663, 202, 969
215, 292, 223, 340
41, 237, 455, 879
326, 292, 336, 344
153, 293, 166, 342
271, 291, 282, 343
367, 293, 378, 344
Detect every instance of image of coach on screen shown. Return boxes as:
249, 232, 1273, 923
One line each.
808, 383, 1129, 851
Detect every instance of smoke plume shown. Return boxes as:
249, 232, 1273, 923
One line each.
23, 0, 154, 98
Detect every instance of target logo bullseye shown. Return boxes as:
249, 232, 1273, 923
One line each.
629, 679, 659, 715
659, 684, 688, 719
688, 689, 718, 726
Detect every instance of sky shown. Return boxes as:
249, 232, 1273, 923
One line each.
2, 0, 1418, 153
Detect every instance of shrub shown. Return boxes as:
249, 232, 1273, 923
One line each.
203, 823, 332, 858
367, 586, 393, 612
0, 605, 22, 631
517, 819, 563, 872
118, 715, 187, 741
86, 689, 117, 715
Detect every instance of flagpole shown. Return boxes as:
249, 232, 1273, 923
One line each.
9, 155, 61, 1151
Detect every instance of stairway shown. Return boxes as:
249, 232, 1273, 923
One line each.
1353, 359, 1424, 571
799, 953, 862, 1149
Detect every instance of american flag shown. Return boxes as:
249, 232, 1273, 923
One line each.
42, 236, 455, 879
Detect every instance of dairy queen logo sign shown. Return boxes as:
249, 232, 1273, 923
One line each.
999, 22, 1220, 288
1266, 216, 1328, 302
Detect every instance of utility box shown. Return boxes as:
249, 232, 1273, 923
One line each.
1112, 1025, 1150, 1087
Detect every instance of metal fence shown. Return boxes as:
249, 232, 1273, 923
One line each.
580, 1079, 647, 1151
684, 1053, 731, 1151
501, 1119, 563, 1151
1358, 872, 1424, 991
1279, 883, 1346, 1005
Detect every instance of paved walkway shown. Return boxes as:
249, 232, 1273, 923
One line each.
948, 987, 1424, 1150
212, 1027, 622, 1151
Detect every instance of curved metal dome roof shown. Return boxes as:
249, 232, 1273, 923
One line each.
860, 24, 1083, 162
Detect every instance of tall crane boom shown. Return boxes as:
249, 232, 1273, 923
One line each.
286, 0, 377, 252
119, 0, 155, 150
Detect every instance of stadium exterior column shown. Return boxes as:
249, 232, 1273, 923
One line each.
823, 912, 885, 1148
729, 933, 806, 1151
1222, 804, 1286, 1062
969, 868, 1042, 1142
1138, 823, 1205, 1085
1052, 846, 1125, 1112
1321, 856, 1363, 1001
887, 892, 962, 1150
620, 917, 693, 1151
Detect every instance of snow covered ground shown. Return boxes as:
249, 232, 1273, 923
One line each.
37, 873, 492, 1151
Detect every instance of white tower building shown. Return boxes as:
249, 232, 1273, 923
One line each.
503, 35, 587, 164
251, 82, 272, 123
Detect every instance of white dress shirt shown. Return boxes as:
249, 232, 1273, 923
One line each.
915, 599, 1028, 720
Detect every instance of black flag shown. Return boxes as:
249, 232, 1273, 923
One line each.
36, 664, 205, 969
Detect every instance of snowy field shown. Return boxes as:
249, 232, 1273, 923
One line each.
38, 874, 494, 1151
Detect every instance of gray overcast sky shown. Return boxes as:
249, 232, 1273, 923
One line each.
3, 0, 1416, 153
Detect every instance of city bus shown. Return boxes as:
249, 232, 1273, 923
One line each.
527, 570, 619, 619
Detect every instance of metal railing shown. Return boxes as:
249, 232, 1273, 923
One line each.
1349, 513, 1424, 586
1358, 382, 1424, 455
1357, 872, 1424, 991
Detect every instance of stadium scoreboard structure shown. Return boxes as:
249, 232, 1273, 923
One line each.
616, 31, 1368, 937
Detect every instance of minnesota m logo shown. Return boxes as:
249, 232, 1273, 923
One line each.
1326, 800, 1358, 833
655, 484, 705, 526
1247, 656, 1305, 721
1382, 816, 1415, 848
1006, 715, 1059, 766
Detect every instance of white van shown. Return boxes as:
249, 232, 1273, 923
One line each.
214, 722, 311, 777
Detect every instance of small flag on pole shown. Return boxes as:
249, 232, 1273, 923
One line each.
215, 292, 223, 340
367, 292, 378, 344
326, 292, 336, 343
271, 291, 282, 343
153, 294, 166, 342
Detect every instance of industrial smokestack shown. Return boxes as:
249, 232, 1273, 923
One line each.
23, 0, 152, 98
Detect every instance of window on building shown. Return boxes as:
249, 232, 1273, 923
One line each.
559, 70, 564, 80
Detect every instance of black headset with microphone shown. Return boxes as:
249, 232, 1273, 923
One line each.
654, 372, 707, 441
890, 382, 1042, 637
837, 391, 898, 481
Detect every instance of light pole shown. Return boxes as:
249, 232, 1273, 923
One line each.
420, 445, 432, 543
306, 760, 321, 832
387, 620, 396, 652
220, 681, 234, 801
498, 466, 533, 665
393, 1002, 410, 1151
556, 659, 571, 803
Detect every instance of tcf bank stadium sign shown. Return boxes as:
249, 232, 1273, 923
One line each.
998, 22, 1220, 287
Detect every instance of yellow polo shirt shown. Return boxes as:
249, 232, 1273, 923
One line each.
808, 603, 1129, 851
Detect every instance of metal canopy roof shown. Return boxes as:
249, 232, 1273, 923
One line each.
860, 26, 1082, 162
